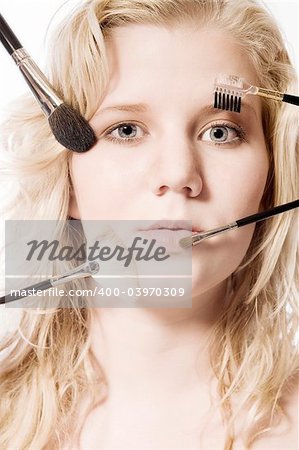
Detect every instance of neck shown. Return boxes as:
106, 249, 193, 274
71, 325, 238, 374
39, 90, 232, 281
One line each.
89, 280, 227, 402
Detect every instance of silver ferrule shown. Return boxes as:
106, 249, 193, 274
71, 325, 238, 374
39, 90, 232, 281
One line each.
12, 48, 63, 117
192, 222, 238, 246
51, 261, 100, 287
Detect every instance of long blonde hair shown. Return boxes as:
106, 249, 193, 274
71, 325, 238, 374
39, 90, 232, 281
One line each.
0, 1, 298, 448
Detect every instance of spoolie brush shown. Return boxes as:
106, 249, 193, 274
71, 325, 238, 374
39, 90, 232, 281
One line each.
179, 200, 299, 249
0, 14, 97, 152
214, 74, 299, 113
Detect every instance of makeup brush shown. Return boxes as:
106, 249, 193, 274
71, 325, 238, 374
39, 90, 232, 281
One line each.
179, 199, 299, 249
0, 14, 97, 152
0, 261, 99, 304
214, 74, 299, 113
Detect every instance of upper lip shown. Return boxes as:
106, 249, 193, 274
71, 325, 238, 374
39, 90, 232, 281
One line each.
137, 220, 201, 233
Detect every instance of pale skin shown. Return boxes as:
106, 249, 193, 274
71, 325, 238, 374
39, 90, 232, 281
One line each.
68, 24, 298, 450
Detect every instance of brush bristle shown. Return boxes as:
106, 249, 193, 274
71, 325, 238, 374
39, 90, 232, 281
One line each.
213, 74, 244, 113
48, 104, 97, 152
179, 236, 193, 249
214, 91, 242, 112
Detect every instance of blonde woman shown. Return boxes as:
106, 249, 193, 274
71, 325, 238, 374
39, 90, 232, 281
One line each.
0, 0, 298, 449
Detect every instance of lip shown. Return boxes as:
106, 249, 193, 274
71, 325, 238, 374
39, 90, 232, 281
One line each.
137, 220, 201, 233
135, 220, 200, 253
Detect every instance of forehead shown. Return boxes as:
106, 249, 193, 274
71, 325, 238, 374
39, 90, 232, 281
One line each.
101, 24, 259, 110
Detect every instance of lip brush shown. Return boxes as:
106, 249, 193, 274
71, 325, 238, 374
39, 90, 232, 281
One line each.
0, 14, 97, 153
180, 199, 299, 248
0, 261, 99, 305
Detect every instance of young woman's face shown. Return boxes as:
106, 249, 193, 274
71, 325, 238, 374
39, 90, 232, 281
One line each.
69, 24, 269, 299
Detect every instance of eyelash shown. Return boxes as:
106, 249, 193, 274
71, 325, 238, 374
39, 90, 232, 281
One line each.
102, 121, 246, 146
103, 122, 146, 145
200, 121, 247, 147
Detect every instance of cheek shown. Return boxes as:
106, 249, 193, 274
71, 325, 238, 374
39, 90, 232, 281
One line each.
206, 145, 269, 219
238, 155, 269, 213
70, 150, 140, 219
192, 146, 269, 295
192, 224, 255, 298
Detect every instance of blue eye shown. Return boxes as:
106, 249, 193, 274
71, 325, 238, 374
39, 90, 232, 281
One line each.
209, 126, 230, 142
104, 123, 145, 143
102, 121, 245, 146
201, 123, 245, 145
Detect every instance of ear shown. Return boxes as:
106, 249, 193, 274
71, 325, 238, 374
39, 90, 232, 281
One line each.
68, 187, 81, 219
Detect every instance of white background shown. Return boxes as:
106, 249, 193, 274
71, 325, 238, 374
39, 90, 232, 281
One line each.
0, 1, 298, 335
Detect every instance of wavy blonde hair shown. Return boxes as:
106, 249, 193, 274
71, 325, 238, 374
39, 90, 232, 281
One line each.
0, 0, 298, 449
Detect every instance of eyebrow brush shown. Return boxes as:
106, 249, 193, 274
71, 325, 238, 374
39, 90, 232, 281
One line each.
0, 261, 99, 304
180, 199, 299, 248
214, 74, 299, 113
0, 14, 97, 152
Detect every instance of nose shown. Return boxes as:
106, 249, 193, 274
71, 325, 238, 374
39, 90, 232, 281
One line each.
149, 133, 203, 198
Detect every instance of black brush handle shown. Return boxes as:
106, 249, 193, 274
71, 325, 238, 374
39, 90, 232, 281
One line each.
282, 94, 299, 107
0, 14, 22, 55
0, 280, 53, 304
236, 199, 299, 227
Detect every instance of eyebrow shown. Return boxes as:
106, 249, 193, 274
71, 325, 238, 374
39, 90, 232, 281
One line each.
96, 103, 148, 115
95, 101, 258, 119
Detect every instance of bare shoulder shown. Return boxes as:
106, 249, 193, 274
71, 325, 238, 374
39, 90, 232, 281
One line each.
251, 373, 299, 450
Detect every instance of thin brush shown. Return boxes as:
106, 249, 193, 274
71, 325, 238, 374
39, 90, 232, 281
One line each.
180, 199, 299, 249
0, 261, 99, 304
214, 74, 299, 113
0, 14, 97, 152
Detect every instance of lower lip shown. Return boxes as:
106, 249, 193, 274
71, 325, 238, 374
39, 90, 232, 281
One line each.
135, 229, 194, 252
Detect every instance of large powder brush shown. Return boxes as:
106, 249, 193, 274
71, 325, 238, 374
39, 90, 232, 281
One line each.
0, 13, 97, 153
